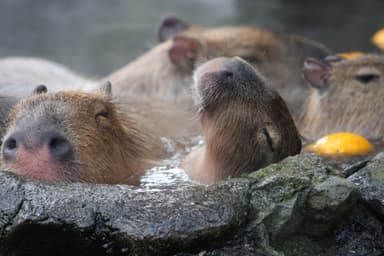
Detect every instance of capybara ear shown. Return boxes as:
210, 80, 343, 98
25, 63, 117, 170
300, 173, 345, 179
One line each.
99, 81, 112, 99
32, 85, 47, 95
157, 15, 190, 42
303, 58, 330, 90
169, 35, 206, 71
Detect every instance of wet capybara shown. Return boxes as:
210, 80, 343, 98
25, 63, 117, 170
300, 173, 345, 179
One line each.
181, 57, 302, 184
0, 95, 18, 139
1, 83, 168, 184
107, 16, 332, 114
0, 57, 92, 97
0, 16, 331, 116
297, 54, 384, 140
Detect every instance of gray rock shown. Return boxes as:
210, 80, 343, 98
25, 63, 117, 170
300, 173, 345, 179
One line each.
0, 171, 250, 255
304, 176, 358, 237
348, 153, 384, 217
247, 154, 382, 256
0, 154, 383, 256
248, 154, 358, 241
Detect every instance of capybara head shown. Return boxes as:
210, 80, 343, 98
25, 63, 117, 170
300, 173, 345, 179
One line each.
107, 16, 331, 114
297, 54, 384, 140
154, 16, 331, 114
184, 57, 301, 183
1, 83, 164, 184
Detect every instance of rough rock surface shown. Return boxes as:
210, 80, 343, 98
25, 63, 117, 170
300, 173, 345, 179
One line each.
348, 152, 384, 218
248, 154, 383, 256
0, 154, 383, 256
0, 172, 250, 255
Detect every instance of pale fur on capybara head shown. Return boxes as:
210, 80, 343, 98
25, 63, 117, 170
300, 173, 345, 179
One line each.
0, 16, 331, 117
1, 83, 166, 184
105, 16, 332, 114
181, 57, 302, 184
297, 54, 384, 140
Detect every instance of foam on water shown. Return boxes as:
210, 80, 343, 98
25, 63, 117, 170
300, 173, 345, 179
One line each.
139, 136, 205, 188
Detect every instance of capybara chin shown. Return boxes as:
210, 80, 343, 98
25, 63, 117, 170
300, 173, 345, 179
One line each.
1, 84, 166, 184
181, 57, 302, 184
297, 54, 384, 140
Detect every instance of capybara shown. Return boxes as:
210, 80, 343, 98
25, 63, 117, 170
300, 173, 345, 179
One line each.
0, 85, 47, 139
0, 57, 92, 96
181, 57, 302, 184
0, 16, 331, 116
0, 95, 18, 139
297, 54, 384, 140
107, 16, 332, 114
0, 83, 168, 184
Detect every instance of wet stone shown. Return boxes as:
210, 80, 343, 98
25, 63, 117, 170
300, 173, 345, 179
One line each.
247, 154, 358, 241
0, 153, 383, 255
0, 171, 249, 255
348, 152, 384, 217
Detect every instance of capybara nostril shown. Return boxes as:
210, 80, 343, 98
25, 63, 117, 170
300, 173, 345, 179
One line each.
2, 136, 18, 161
219, 70, 234, 82
46, 132, 73, 162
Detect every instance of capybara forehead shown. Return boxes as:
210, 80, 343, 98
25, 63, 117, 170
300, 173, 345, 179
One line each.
333, 54, 384, 74
188, 26, 282, 59
9, 91, 111, 124
201, 26, 280, 46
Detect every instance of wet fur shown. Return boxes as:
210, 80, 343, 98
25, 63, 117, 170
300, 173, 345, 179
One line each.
183, 58, 301, 184
297, 54, 384, 140
0, 23, 331, 115
2, 91, 166, 184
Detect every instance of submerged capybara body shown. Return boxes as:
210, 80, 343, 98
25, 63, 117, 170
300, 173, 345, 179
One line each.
0, 57, 92, 96
297, 54, 384, 140
1, 84, 167, 184
0, 17, 331, 116
1, 58, 302, 185
181, 57, 302, 184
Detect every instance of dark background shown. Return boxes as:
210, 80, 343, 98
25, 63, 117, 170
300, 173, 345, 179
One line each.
0, 0, 383, 77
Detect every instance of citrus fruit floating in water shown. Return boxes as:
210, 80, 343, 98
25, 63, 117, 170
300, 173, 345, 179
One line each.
306, 132, 374, 156
372, 28, 384, 50
336, 51, 364, 59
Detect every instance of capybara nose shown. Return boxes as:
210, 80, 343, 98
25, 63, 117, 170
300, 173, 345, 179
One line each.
218, 70, 234, 81
2, 135, 18, 161
2, 131, 73, 162
45, 131, 73, 162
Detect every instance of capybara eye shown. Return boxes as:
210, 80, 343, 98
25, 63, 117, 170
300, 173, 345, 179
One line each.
355, 74, 380, 84
95, 111, 109, 120
262, 128, 274, 152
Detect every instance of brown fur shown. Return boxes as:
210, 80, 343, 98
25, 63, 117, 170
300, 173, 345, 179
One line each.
0, 20, 331, 117
1, 89, 167, 184
106, 24, 331, 115
104, 41, 194, 107
297, 54, 384, 140
181, 57, 302, 184
0, 96, 18, 138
